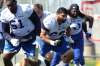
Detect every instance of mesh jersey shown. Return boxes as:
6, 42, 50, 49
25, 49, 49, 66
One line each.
0, 4, 35, 37
42, 14, 70, 40
70, 17, 83, 35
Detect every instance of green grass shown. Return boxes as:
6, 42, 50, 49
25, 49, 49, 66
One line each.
70, 59, 96, 66
86, 59, 96, 66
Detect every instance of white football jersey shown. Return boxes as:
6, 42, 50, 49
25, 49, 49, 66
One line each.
70, 17, 83, 35
0, 4, 35, 37
42, 14, 70, 40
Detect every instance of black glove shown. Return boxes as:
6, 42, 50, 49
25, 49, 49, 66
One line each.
86, 32, 92, 39
86, 28, 92, 39
54, 40, 62, 46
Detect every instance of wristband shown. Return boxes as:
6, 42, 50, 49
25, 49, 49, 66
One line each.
88, 28, 92, 34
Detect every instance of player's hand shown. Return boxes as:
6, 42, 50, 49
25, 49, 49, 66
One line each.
86, 32, 92, 39
68, 37, 74, 44
10, 38, 20, 46
50, 40, 61, 46
54, 40, 62, 46
65, 36, 74, 44
86, 28, 92, 39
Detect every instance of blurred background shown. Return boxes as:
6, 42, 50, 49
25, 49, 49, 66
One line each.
1, 0, 100, 66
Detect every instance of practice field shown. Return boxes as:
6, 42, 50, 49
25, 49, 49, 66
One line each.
0, 49, 97, 66
70, 59, 96, 66
0, 57, 96, 66
85, 59, 96, 66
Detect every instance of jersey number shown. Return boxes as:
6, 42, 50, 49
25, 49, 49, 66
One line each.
10, 19, 24, 29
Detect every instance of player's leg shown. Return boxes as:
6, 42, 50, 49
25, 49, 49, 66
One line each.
20, 41, 36, 66
73, 49, 80, 66
61, 48, 73, 63
38, 53, 46, 66
0, 38, 5, 54
50, 52, 72, 66
73, 41, 80, 66
34, 36, 52, 66
0, 39, 5, 66
52, 37, 71, 66
40, 41, 53, 66
72, 39, 84, 66
79, 39, 85, 66
50, 52, 61, 66
39, 41, 53, 66
45, 51, 53, 66
21, 40, 49, 66
3, 40, 20, 66
56, 48, 73, 66
0, 32, 5, 54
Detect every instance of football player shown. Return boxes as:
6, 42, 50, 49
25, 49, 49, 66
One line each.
33, 3, 51, 22
68, 4, 94, 66
0, 0, 41, 66
40, 7, 73, 66
33, 3, 52, 66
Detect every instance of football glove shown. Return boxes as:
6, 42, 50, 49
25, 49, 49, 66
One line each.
50, 40, 61, 46
10, 38, 19, 46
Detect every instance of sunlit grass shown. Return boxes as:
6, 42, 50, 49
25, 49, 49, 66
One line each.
70, 59, 96, 66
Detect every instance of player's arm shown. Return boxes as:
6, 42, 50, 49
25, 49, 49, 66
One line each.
83, 15, 94, 32
40, 22, 53, 45
40, 26, 56, 46
82, 21, 87, 33
0, 20, 12, 41
79, 12, 94, 39
40, 28, 51, 44
40, 23, 61, 46
29, 10, 41, 36
0, 10, 12, 40
84, 15, 94, 39
79, 12, 89, 33
86, 16, 94, 28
